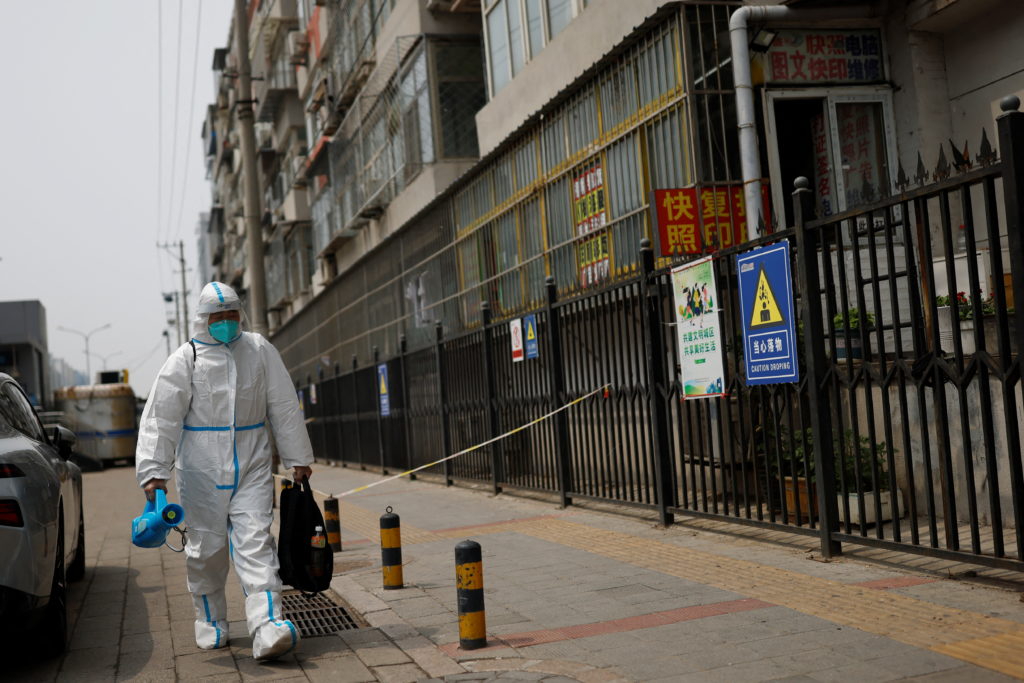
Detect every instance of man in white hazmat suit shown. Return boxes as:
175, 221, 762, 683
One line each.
136, 281, 314, 659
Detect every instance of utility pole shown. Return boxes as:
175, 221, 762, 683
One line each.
162, 330, 171, 357
233, 0, 268, 336
158, 241, 189, 343
178, 240, 190, 341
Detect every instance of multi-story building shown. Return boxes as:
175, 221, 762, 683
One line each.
201, 0, 1024, 378
0, 300, 49, 406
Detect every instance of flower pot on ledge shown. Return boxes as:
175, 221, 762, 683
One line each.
936, 307, 1016, 356
835, 332, 863, 360
837, 489, 902, 527
784, 477, 818, 522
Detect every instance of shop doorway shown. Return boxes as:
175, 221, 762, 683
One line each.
765, 88, 898, 228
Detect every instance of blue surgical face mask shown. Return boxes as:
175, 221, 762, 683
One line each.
209, 319, 240, 343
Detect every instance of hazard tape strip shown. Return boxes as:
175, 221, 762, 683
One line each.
302, 384, 608, 499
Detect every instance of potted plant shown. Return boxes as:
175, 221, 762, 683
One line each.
764, 427, 900, 527
833, 308, 874, 360
935, 292, 1002, 356
763, 427, 817, 522
833, 430, 901, 527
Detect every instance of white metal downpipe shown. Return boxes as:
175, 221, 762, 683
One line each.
730, 4, 792, 241
730, 3, 875, 239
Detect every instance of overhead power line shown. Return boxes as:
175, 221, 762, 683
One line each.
163, 1, 185, 243
173, 0, 205, 242
156, 0, 163, 244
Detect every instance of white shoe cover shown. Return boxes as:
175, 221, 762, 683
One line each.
253, 620, 299, 660
246, 591, 299, 660
195, 619, 229, 649
192, 591, 229, 649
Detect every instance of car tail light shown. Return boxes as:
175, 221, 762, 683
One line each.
0, 464, 25, 478
0, 500, 23, 526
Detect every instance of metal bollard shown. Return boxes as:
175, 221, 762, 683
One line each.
323, 496, 343, 552
455, 540, 486, 650
380, 506, 403, 590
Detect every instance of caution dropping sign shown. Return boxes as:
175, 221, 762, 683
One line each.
523, 313, 539, 359
736, 241, 799, 385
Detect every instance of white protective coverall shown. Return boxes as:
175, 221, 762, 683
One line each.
136, 282, 314, 659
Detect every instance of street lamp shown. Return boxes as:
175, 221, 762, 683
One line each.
89, 350, 122, 369
58, 323, 111, 384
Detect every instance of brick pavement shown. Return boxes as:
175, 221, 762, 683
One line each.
8, 463, 1024, 681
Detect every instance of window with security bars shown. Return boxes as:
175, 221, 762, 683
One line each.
490, 212, 523, 314
434, 40, 487, 159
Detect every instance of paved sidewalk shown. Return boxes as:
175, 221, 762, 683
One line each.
9, 463, 1024, 681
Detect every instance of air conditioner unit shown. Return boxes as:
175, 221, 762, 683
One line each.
291, 156, 308, 187
255, 122, 274, 149
287, 30, 308, 65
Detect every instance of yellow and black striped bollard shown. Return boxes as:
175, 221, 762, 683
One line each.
324, 496, 343, 552
380, 506, 403, 590
455, 540, 486, 650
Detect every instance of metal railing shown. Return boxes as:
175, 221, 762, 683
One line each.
296, 97, 1024, 573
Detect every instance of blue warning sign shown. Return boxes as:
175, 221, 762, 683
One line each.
523, 314, 539, 359
736, 241, 799, 385
377, 363, 390, 416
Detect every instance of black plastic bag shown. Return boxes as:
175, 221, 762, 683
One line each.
277, 479, 333, 593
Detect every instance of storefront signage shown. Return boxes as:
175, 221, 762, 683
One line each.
760, 29, 883, 85
654, 186, 770, 257
670, 256, 725, 399
573, 163, 610, 287
736, 241, 799, 385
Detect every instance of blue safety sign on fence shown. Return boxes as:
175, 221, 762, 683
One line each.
523, 314, 539, 359
377, 363, 391, 416
736, 240, 799, 385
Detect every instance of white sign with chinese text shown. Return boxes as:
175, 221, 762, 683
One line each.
671, 256, 725, 399
510, 318, 525, 362
759, 29, 884, 85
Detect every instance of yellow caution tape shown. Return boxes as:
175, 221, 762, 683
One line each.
320, 384, 609, 498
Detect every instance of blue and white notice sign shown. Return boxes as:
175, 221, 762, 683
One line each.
736, 241, 799, 385
523, 314, 539, 359
377, 363, 391, 416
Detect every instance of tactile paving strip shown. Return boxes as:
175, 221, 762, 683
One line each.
281, 591, 362, 637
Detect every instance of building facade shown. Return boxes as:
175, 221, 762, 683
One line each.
0, 300, 49, 406
201, 0, 1024, 382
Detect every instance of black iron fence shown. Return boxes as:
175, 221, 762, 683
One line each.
297, 97, 1024, 572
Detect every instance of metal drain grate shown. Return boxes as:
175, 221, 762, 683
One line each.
281, 591, 363, 637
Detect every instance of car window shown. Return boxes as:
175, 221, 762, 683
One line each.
0, 385, 18, 433
1, 383, 46, 442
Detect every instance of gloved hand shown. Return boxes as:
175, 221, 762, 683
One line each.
293, 466, 312, 483
143, 478, 167, 502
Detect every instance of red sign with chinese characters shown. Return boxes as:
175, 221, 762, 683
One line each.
654, 186, 770, 257
573, 163, 610, 287
761, 29, 883, 85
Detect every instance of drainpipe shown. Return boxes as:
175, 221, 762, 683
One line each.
730, 5, 791, 241
730, 4, 874, 240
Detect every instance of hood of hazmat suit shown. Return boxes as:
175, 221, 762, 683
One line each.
136, 281, 313, 659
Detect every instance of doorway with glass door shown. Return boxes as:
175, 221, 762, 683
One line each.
766, 90, 897, 227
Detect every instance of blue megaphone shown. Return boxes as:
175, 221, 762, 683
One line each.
131, 489, 185, 549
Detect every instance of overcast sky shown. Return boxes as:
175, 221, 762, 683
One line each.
0, 1, 233, 398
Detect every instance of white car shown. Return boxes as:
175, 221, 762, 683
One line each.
0, 373, 85, 656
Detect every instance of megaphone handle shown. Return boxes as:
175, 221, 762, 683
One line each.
155, 488, 167, 511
